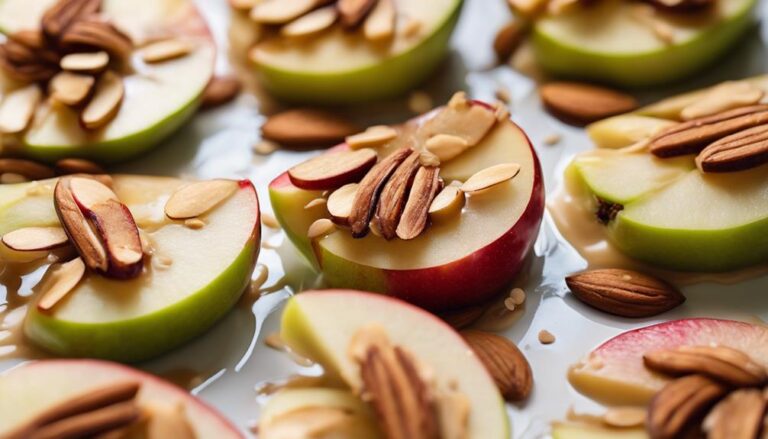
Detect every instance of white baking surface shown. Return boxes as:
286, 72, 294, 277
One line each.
3, 0, 768, 437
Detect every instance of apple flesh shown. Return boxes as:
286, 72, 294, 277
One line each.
280, 290, 509, 437
0, 0, 216, 163
569, 318, 768, 406
552, 423, 647, 439
0, 359, 244, 438
269, 109, 545, 310
532, 0, 758, 86
239, 0, 462, 103
0, 175, 260, 362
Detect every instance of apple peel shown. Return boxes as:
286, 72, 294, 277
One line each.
164, 179, 240, 220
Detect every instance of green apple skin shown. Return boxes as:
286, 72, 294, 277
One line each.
252, 2, 462, 104
532, 0, 758, 87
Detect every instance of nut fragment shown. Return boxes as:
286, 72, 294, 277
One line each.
304, 198, 327, 210
55, 158, 106, 175
282, 6, 338, 37
36, 257, 86, 312
493, 20, 527, 61
251, 0, 329, 24
140, 38, 193, 63
289, 148, 378, 190
461, 163, 521, 193
327, 183, 358, 226
702, 388, 766, 439
646, 375, 728, 439
428, 185, 464, 221
363, 0, 395, 41
0, 158, 55, 180
681, 81, 764, 120
49, 71, 95, 106
643, 345, 768, 387
60, 51, 109, 74
2, 226, 69, 251
565, 268, 685, 318
396, 166, 440, 240
425, 134, 470, 162
696, 124, 768, 173
307, 218, 336, 239
0, 84, 41, 134
603, 407, 646, 428
346, 125, 398, 149
420, 92, 497, 147
164, 179, 239, 220
262, 109, 359, 147
461, 330, 533, 402
538, 330, 555, 344
81, 70, 124, 130
373, 151, 420, 240
540, 82, 639, 125
338, 0, 377, 28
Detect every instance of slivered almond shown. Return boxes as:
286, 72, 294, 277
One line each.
363, 0, 395, 41
37, 257, 86, 312
146, 403, 195, 439
282, 6, 337, 38
346, 125, 398, 149
251, 0, 329, 24
644, 345, 768, 387
374, 151, 420, 240
425, 134, 470, 162
647, 375, 728, 439
141, 38, 193, 63
55, 158, 106, 175
540, 82, 638, 125
696, 124, 768, 173
0, 158, 55, 180
307, 218, 336, 239
0, 84, 41, 134
49, 71, 95, 106
396, 166, 440, 240
289, 148, 378, 190
60, 51, 109, 74
2, 227, 69, 251
349, 148, 412, 237
702, 389, 766, 439
81, 70, 124, 130
262, 109, 359, 147
420, 93, 497, 146
429, 185, 464, 220
461, 163, 521, 193
681, 81, 764, 120
462, 330, 533, 402
164, 179, 239, 219
338, 0, 377, 28
327, 183, 358, 226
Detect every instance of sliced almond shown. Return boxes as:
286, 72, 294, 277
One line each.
647, 375, 728, 439
146, 403, 195, 439
681, 81, 764, 120
282, 6, 337, 38
164, 179, 239, 220
396, 166, 440, 240
37, 257, 86, 312
0, 158, 55, 180
141, 38, 193, 63
429, 185, 464, 220
307, 218, 336, 239
425, 134, 470, 162
346, 125, 398, 150
373, 151, 420, 240
55, 177, 109, 273
60, 51, 109, 74
363, 0, 395, 41
461, 163, 521, 193
507, 0, 548, 16
349, 148, 412, 237
419, 92, 497, 147
81, 70, 124, 130
327, 183, 358, 226
55, 158, 106, 175
540, 82, 639, 125
289, 148, 378, 190
338, 0, 377, 28
643, 345, 768, 387
229, 0, 258, 11
201, 75, 242, 109
602, 407, 646, 428
262, 109, 359, 147
2, 227, 69, 251
304, 198, 327, 210
0, 84, 41, 134
49, 71, 95, 106
461, 330, 533, 402
251, 0, 328, 24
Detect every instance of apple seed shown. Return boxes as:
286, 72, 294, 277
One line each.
461, 163, 521, 193
165, 179, 239, 220
2, 226, 69, 251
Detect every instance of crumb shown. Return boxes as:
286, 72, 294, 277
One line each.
543, 133, 561, 146
183, 218, 205, 229
253, 140, 278, 155
503, 298, 516, 312
510, 287, 526, 305
495, 87, 511, 104
538, 330, 556, 344
261, 213, 280, 229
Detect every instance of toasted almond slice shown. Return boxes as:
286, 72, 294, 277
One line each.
307, 218, 336, 239
396, 166, 440, 240
55, 178, 109, 272
419, 93, 497, 147
60, 51, 109, 74
229, 0, 258, 11
37, 257, 86, 312
1, 173, 27, 184
304, 198, 327, 210
425, 134, 470, 162
346, 125, 398, 149
0, 84, 41, 134
251, 0, 327, 24
0, 158, 55, 180
141, 38, 193, 63
363, 0, 395, 41
338, 0, 377, 27
429, 185, 464, 220
327, 183, 358, 226
681, 81, 764, 120
418, 151, 440, 167
81, 71, 124, 130
461, 163, 521, 193
49, 72, 95, 106
374, 151, 420, 239
55, 158, 106, 175
262, 109, 359, 147
69, 176, 118, 208
146, 403, 195, 439
602, 407, 646, 428
165, 179, 239, 220
2, 227, 69, 251
288, 148, 378, 190
282, 6, 337, 38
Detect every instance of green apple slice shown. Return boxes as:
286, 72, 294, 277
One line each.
532, 0, 757, 86
242, 0, 462, 103
586, 115, 676, 150
0, 175, 260, 361
0, 0, 216, 163
280, 290, 509, 438
552, 423, 647, 439
0, 359, 244, 437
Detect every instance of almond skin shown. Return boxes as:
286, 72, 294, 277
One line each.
540, 82, 638, 125
647, 375, 728, 439
262, 109, 359, 148
565, 269, 685, 318
696, 124, 768, 173
643, 345, 768, 387
461, 330, 533, 402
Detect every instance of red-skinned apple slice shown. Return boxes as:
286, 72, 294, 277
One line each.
0, 359, 244, 438
569, 318, 768, 406
269, 103, 545, 310
288, 148, 378, 191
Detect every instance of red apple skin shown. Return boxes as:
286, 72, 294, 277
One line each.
270, 119, 545, 311
3, 359, 244, 437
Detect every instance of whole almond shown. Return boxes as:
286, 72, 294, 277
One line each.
0, 158, 55, 180
201, 75, 242, 110
461, 330, 532, 402
647, 375, 728, 439
262, 109, 359, 148
565, 269, 685, 318
540, 82, 638, 125
703, 389, 766, 439
696, 124, 768, 173
643, 345, 767, 387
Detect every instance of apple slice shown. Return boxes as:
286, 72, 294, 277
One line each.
280, 290, 509, 438
587, 115, 676, 150
552, 423, 647, 439
0, 0, 216, 163
569, 318, 768, 406
0, 359, 243, 438
0, 175, 260, 361
270, 102, 544, 309
532, 0, 758, 86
